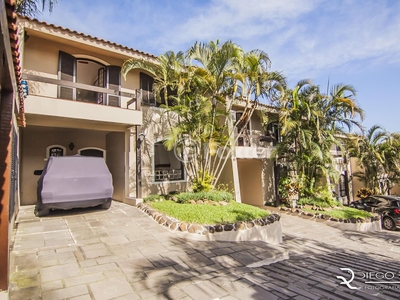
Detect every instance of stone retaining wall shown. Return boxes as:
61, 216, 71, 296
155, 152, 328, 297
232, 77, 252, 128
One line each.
278, 207, 382, 232
136, 202, 283, 244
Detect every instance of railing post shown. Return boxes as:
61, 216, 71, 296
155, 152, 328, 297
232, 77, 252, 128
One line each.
136, 89, 142, 111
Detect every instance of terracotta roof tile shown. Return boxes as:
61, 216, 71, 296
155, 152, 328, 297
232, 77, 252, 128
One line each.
19, 15, 157, 59
5, 1, 25, 124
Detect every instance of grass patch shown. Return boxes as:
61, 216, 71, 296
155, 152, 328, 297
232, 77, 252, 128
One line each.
174, 191, 234, 203
303, 207, 373, 219
143, 190, 234, 204
148, 200, 269, 225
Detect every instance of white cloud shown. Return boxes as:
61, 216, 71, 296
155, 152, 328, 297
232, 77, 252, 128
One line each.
40, 0, 400, 81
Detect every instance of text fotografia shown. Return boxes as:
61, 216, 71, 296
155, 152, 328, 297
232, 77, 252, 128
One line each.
336, 268, 400, 290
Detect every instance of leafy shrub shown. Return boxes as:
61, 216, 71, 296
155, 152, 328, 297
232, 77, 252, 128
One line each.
356, 188, 374, 199
278, 176, 292, 199
143, 194, 166, 203
192, 170, 214, 192
298, 197, 341, 208
215, 183, 234, 194
298, 188, 342, 208
175, 190, 234, 203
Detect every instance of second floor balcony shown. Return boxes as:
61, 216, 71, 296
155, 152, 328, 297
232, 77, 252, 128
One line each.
22, 72, 143, 128
235, 129, 276, 159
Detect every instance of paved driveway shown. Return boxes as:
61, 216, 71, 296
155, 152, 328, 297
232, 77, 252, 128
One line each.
9, 202, 400, 299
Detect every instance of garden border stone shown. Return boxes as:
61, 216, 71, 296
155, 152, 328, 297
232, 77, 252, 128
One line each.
277, 206, 382, 232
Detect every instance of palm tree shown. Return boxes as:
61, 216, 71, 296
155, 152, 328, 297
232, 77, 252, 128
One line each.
122, 51, 186, 108
208, 47, 286, 186
122, 40, 286, 191
274, 80, 363, 197
16, 0, 58, 17
347, 125, 389, 192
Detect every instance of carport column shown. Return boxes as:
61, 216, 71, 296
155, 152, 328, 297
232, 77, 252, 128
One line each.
136, 126, 143, 199
231, 156, 241, 203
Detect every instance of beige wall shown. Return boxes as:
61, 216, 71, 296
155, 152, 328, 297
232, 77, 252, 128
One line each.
20, 126, 108, 205
349, 157, 368, 200
216, 158, 235, 192
238, 159, 263, 206
106, 132, 125, 201
261, 159, 276, 203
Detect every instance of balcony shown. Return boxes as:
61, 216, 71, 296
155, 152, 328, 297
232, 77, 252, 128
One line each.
22, 73, 143, 128
235, 130, 275, 159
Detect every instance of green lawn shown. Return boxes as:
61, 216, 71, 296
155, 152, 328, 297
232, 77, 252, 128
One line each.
303, 207, 373, 219
148, 200, 269, 225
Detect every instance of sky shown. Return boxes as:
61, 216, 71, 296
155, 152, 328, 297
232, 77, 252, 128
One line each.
39, 0, 400, 133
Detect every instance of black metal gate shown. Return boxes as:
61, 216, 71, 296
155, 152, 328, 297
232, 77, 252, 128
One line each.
9, 130, 18, 222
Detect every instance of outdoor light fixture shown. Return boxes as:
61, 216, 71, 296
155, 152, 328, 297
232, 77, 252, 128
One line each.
138, 132, 146, 142
137, 133, 146, 148
69, 142, 75, 150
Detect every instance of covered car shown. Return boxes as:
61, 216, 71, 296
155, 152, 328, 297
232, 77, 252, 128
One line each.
35, 155, 113, 217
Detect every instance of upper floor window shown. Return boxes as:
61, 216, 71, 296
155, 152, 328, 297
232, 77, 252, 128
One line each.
266, 122, 280, 144
236, 111, 251, 146
140, 72, 156, 106
58, 51, 121, 107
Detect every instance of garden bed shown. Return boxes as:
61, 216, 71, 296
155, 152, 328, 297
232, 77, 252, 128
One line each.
136, 199, 283, 244
278, 206, 382, 232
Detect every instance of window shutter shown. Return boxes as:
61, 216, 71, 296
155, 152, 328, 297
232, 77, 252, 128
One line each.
106, 66, 121, 107
97, 67, 106, 104
140, 72, 155, 105
58, 51, 76, 100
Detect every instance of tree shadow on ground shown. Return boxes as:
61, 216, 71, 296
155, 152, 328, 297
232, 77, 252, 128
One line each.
127, 233, 400, 299
9, 203, 400, 300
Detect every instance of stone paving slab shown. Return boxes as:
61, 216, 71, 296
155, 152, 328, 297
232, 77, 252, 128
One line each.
9, 202, 400, 299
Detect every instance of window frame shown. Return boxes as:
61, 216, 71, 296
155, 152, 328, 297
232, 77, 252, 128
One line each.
152, 140, 186, 183
78, 147, 106, 160
45, 145, 66, 160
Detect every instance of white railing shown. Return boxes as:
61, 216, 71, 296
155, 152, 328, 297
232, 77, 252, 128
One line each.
236, 129, 276, 148
155, 169, 183, 181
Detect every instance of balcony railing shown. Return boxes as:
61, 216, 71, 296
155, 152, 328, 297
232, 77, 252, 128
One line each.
235, 130, 276, 159
236, 130, 277, 148
22, 73, 141, 110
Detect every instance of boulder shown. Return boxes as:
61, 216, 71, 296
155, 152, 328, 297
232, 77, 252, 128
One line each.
170, 222, 179, 231
215, 224, 224, 232
247, 221, 255, 228
235, 222, 247, 230
188, 224, 204, 234
179, 222, 188, 231
224, 224, 234, 231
